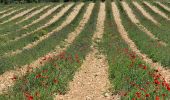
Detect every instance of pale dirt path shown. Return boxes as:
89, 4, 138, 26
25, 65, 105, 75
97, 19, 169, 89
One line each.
16, 5, 51, 24
55, 3, 120, 100
0, 3, 93, 95
112, 2, 170, 85
2, 4, 65, 46
3, 3, 82, 57
133, 2, 158, 25
0, 8, 23, 20
156, 2, 170, 12
23, 4, 63, 28
0, 7, 13, 14
122, 1, 167, 46
0, 6, 38, 24
144, 1, 169, 20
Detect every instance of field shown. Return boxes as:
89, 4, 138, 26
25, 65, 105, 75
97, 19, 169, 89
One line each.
0, 0, 170, 100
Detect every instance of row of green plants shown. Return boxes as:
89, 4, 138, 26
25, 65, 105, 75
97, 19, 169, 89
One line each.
0, 4, 32, 24
0, 3, 74, 57
128, 0, 170, 45
0, 6, 14, 16
139, 1, 170, 31
152, 2, 170, 18
0, 3, 63, 44
0, 2, 86, 74
99, 0, 170, 99
0, 3, 55, 33
0, 4, 45, 32
0, 2, 98, 99
119, 0, 170, 68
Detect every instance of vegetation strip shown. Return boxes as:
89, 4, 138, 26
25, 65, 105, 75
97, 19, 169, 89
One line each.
16, 5, 50, 24
122, 1, 166, 46
0, 8, 23, 20
112, 1, 170, 86
0, 6, 38, 25
56, 3, 113, 100
144, 1, 169, 20
0, 4, 63, 44
0, 3, 92, 95
3, 3, 83, 57
23, 4, 63, 28
156, 2, 170, 12
0, 3, 74, 57
106, 1, 170, 99
0, 7, 13, 14
133, 2, 158, 25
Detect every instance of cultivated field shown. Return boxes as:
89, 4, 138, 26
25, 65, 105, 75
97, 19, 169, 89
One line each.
0, 0, 170, 99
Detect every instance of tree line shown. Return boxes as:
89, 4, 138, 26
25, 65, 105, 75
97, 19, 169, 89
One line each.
0, 0, 100, 4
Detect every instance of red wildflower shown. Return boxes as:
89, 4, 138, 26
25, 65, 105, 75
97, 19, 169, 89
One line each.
146, 94, 150, 97
132, 98, 136, 100
155, 96, 160, 100
135, 92, 141, 98
143, 66, 147, 70
162, 94, 166, 97
167, 86, 170, 91
75, 54, 79, 59
53, 79, 58, 84
154, 79, 160, 85
24, 92, 33, 100
35, 74, 41, 79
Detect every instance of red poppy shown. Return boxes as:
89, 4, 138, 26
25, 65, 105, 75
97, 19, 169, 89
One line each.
135, 92, 141, 98
53, 79, 58, 84
35, 74, 41, 78
146, 94, 150, 97
167, 86, 170, 91
154, 79, 160, 85
155, 96, 160, 100
24, 93, 33, 100
143, 66, 147, 70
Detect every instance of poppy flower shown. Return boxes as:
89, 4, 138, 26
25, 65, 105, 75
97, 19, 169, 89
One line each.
154, 79, 160, 85
143, 66, 147, 70
155, 96, 160, 100
53, 79, 58, 84
167, 86, 170, 91
146, 94, 150, 97
24, 93, 33, 100
135, 92, 141, 98
35, 74, 41, 79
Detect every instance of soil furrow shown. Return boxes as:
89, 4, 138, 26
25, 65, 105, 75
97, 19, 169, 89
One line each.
133, 2, 158, 25
16, 5, 50, 24
156, 2, 170, 12
23, 4, 63, 28
3, 3, 81, 57
0, 3, 92, 95
56, 3, 120, 100
112, 2, 170, 88
0, 8, 23, 19
0, 7, 37, 24
144, 1, 169, 20
4, 4, 64, 44
0, 7, 13, 14
122, 1, 166, 46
